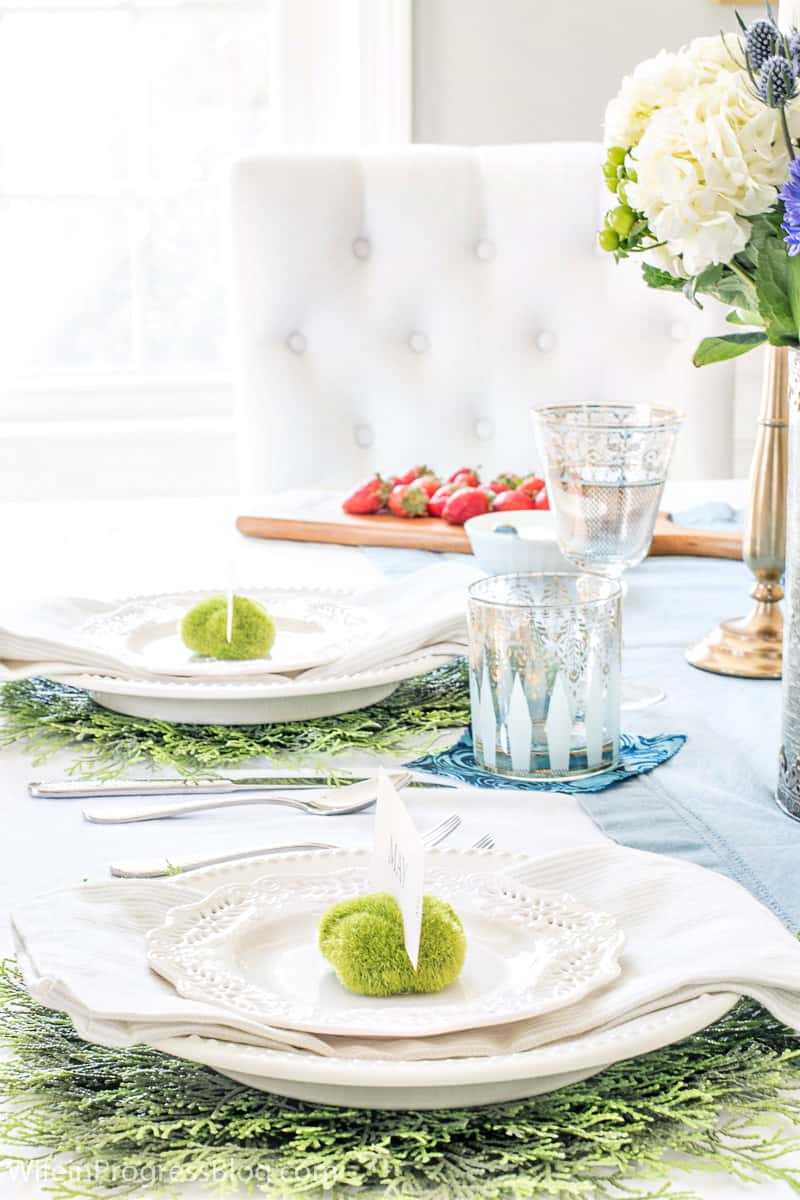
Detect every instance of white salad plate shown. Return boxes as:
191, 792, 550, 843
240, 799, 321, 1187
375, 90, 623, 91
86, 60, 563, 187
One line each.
147, 866, 624, 1039
78, 588, 384, 679
139, 849, 740, 1109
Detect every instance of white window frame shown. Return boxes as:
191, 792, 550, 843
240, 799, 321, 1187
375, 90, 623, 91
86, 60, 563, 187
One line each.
2, 0, 411, 442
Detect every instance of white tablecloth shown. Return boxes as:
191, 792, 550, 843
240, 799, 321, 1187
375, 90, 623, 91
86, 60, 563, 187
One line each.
2, 482, 797, 1200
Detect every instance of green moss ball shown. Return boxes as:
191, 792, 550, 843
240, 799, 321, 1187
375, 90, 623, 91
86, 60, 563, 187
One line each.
318, 892, 466, 997
180, 595, 276, 661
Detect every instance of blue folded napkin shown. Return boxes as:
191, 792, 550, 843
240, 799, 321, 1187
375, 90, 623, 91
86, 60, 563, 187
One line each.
407, 730, 686, 793
672, 502, 744, 530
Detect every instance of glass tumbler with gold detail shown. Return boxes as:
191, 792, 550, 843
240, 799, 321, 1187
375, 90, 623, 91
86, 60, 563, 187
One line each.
467, 573, 622, 780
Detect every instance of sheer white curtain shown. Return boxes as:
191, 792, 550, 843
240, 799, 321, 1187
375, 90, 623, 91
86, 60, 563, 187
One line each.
0, 0, 410, 501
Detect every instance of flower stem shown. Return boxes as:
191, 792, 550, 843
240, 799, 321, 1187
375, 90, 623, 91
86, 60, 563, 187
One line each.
781, 105, 796, 161
729, 259, 756, 287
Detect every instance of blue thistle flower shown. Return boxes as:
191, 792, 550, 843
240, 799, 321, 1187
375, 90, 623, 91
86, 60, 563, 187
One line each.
790, 30, 800, 64
779, 159, 800, 256
758, 55, 798, 107
747, 18, 779, 70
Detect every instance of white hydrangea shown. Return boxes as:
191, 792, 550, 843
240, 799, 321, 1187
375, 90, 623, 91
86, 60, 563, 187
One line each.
603, 49, 695, 151
604, 35, 800, 275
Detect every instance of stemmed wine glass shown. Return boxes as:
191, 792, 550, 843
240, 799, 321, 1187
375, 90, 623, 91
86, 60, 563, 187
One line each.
531, 403, 683, 710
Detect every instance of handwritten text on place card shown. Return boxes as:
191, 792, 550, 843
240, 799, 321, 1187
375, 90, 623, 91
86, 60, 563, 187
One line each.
369, 768, 425, 969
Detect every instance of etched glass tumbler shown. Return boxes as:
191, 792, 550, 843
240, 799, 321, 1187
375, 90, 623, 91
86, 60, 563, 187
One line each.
530, 404, 683, 580
467, 573, 622, 780
531, 404, 683, 709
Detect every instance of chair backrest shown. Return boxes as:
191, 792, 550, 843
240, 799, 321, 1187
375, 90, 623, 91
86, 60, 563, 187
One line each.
229, 144, 737, 490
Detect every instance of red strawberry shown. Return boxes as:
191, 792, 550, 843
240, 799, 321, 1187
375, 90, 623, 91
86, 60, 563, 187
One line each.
411, 473, 441, 499
428, 483, 455, 518
395, 464, 434, 486
342, 474, 391, 515
388, 483, 429, 518
493, 489, 535, 512
519, 475, 546, 497
442, 486, 490, 525
489, 473, 522, 492
533, 488, 550, 510
477, 483, 497, 502
447, 466, 480, 487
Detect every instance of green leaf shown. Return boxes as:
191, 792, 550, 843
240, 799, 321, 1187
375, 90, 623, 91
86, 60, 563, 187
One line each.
754, 235, 798, 343
692, 331, 768, 367
788, 251, 800, 338
683, 264, 724, 310
726, 308, 763, 327
711, 271, 760, 316
641, 262, 685, 292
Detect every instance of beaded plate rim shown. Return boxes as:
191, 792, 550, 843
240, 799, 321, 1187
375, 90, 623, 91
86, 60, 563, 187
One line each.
147, 863, 624, 1038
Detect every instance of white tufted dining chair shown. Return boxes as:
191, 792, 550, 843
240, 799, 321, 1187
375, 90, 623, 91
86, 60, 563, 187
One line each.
228, 144, 736, 490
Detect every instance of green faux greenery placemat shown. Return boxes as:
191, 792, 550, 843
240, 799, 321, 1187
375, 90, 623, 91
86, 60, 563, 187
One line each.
0, 962, 799, 1199
0, 663, 470, 779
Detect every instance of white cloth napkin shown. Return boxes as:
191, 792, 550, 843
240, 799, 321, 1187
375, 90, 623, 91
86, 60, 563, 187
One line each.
0, 562, 478, 685
12, 841, 800, 1063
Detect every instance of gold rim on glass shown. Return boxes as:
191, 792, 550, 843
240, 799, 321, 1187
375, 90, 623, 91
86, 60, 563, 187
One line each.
468, 572, 623, 610
530, 403, 684, 432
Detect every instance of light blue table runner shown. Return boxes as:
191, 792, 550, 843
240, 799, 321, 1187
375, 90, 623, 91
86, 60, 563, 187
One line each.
363, 543, 799, 932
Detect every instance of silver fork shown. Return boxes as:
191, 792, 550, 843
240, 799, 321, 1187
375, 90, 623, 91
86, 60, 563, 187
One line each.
85, 772, 412, 826
109, 812, 463, 878
471, 833, 495, 850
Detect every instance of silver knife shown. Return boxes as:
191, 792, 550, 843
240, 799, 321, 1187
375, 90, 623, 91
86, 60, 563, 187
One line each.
28, 774, 362, 799
29, 772, 453, 800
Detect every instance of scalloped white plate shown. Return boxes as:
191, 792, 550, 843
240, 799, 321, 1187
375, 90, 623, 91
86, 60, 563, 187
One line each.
147, 864, 624, 1038
78, 588, 384, 678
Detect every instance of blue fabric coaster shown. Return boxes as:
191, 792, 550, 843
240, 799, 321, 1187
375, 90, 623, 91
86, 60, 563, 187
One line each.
407, 730, 686, 793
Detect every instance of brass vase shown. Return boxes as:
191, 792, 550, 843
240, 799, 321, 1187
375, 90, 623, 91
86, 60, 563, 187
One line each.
686, 345, 787, 679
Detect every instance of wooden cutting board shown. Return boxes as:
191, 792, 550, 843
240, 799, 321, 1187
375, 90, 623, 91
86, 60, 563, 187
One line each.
237, 491, 742, 560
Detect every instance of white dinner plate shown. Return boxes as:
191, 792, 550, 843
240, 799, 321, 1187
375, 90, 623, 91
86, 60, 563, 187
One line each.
147, 865, 624, 1039
151, 991, 738, 1109
61, 648, 456, 724
78, 588, 384, 678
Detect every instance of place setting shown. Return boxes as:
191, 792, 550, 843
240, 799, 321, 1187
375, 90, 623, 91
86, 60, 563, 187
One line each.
13, 769, 800, 1122
9, 3, 800, 1197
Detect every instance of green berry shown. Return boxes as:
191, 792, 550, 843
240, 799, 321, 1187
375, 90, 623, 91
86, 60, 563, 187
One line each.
181, 594, 276, 661
598, 227, 620, 252
607, 146, 626, 167
319, 893, 466, 997
609, 205, 635, 237
602, 163, 619, 193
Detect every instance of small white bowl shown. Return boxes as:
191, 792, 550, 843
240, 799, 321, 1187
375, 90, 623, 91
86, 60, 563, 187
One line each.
465, 510, 572, 576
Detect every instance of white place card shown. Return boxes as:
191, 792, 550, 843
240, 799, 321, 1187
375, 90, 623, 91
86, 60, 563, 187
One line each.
369, 768, 425, 968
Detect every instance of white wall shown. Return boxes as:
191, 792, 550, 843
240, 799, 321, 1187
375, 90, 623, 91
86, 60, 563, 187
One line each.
413, 0, 754, 144
413, 0, 765, 476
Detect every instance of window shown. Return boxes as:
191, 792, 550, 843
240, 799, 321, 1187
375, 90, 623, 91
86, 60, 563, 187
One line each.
0, 0, 409, 500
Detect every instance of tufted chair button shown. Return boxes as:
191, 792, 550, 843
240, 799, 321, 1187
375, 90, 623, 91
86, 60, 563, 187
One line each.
354, 422, 374, 448
408, 331, 430, 354
286, 331, 306, 355
474, 417, 494, 442
668, 319, 689, 342
475, 238, 496, 262
535, 330, 557, 353
352, 237, 371, 260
